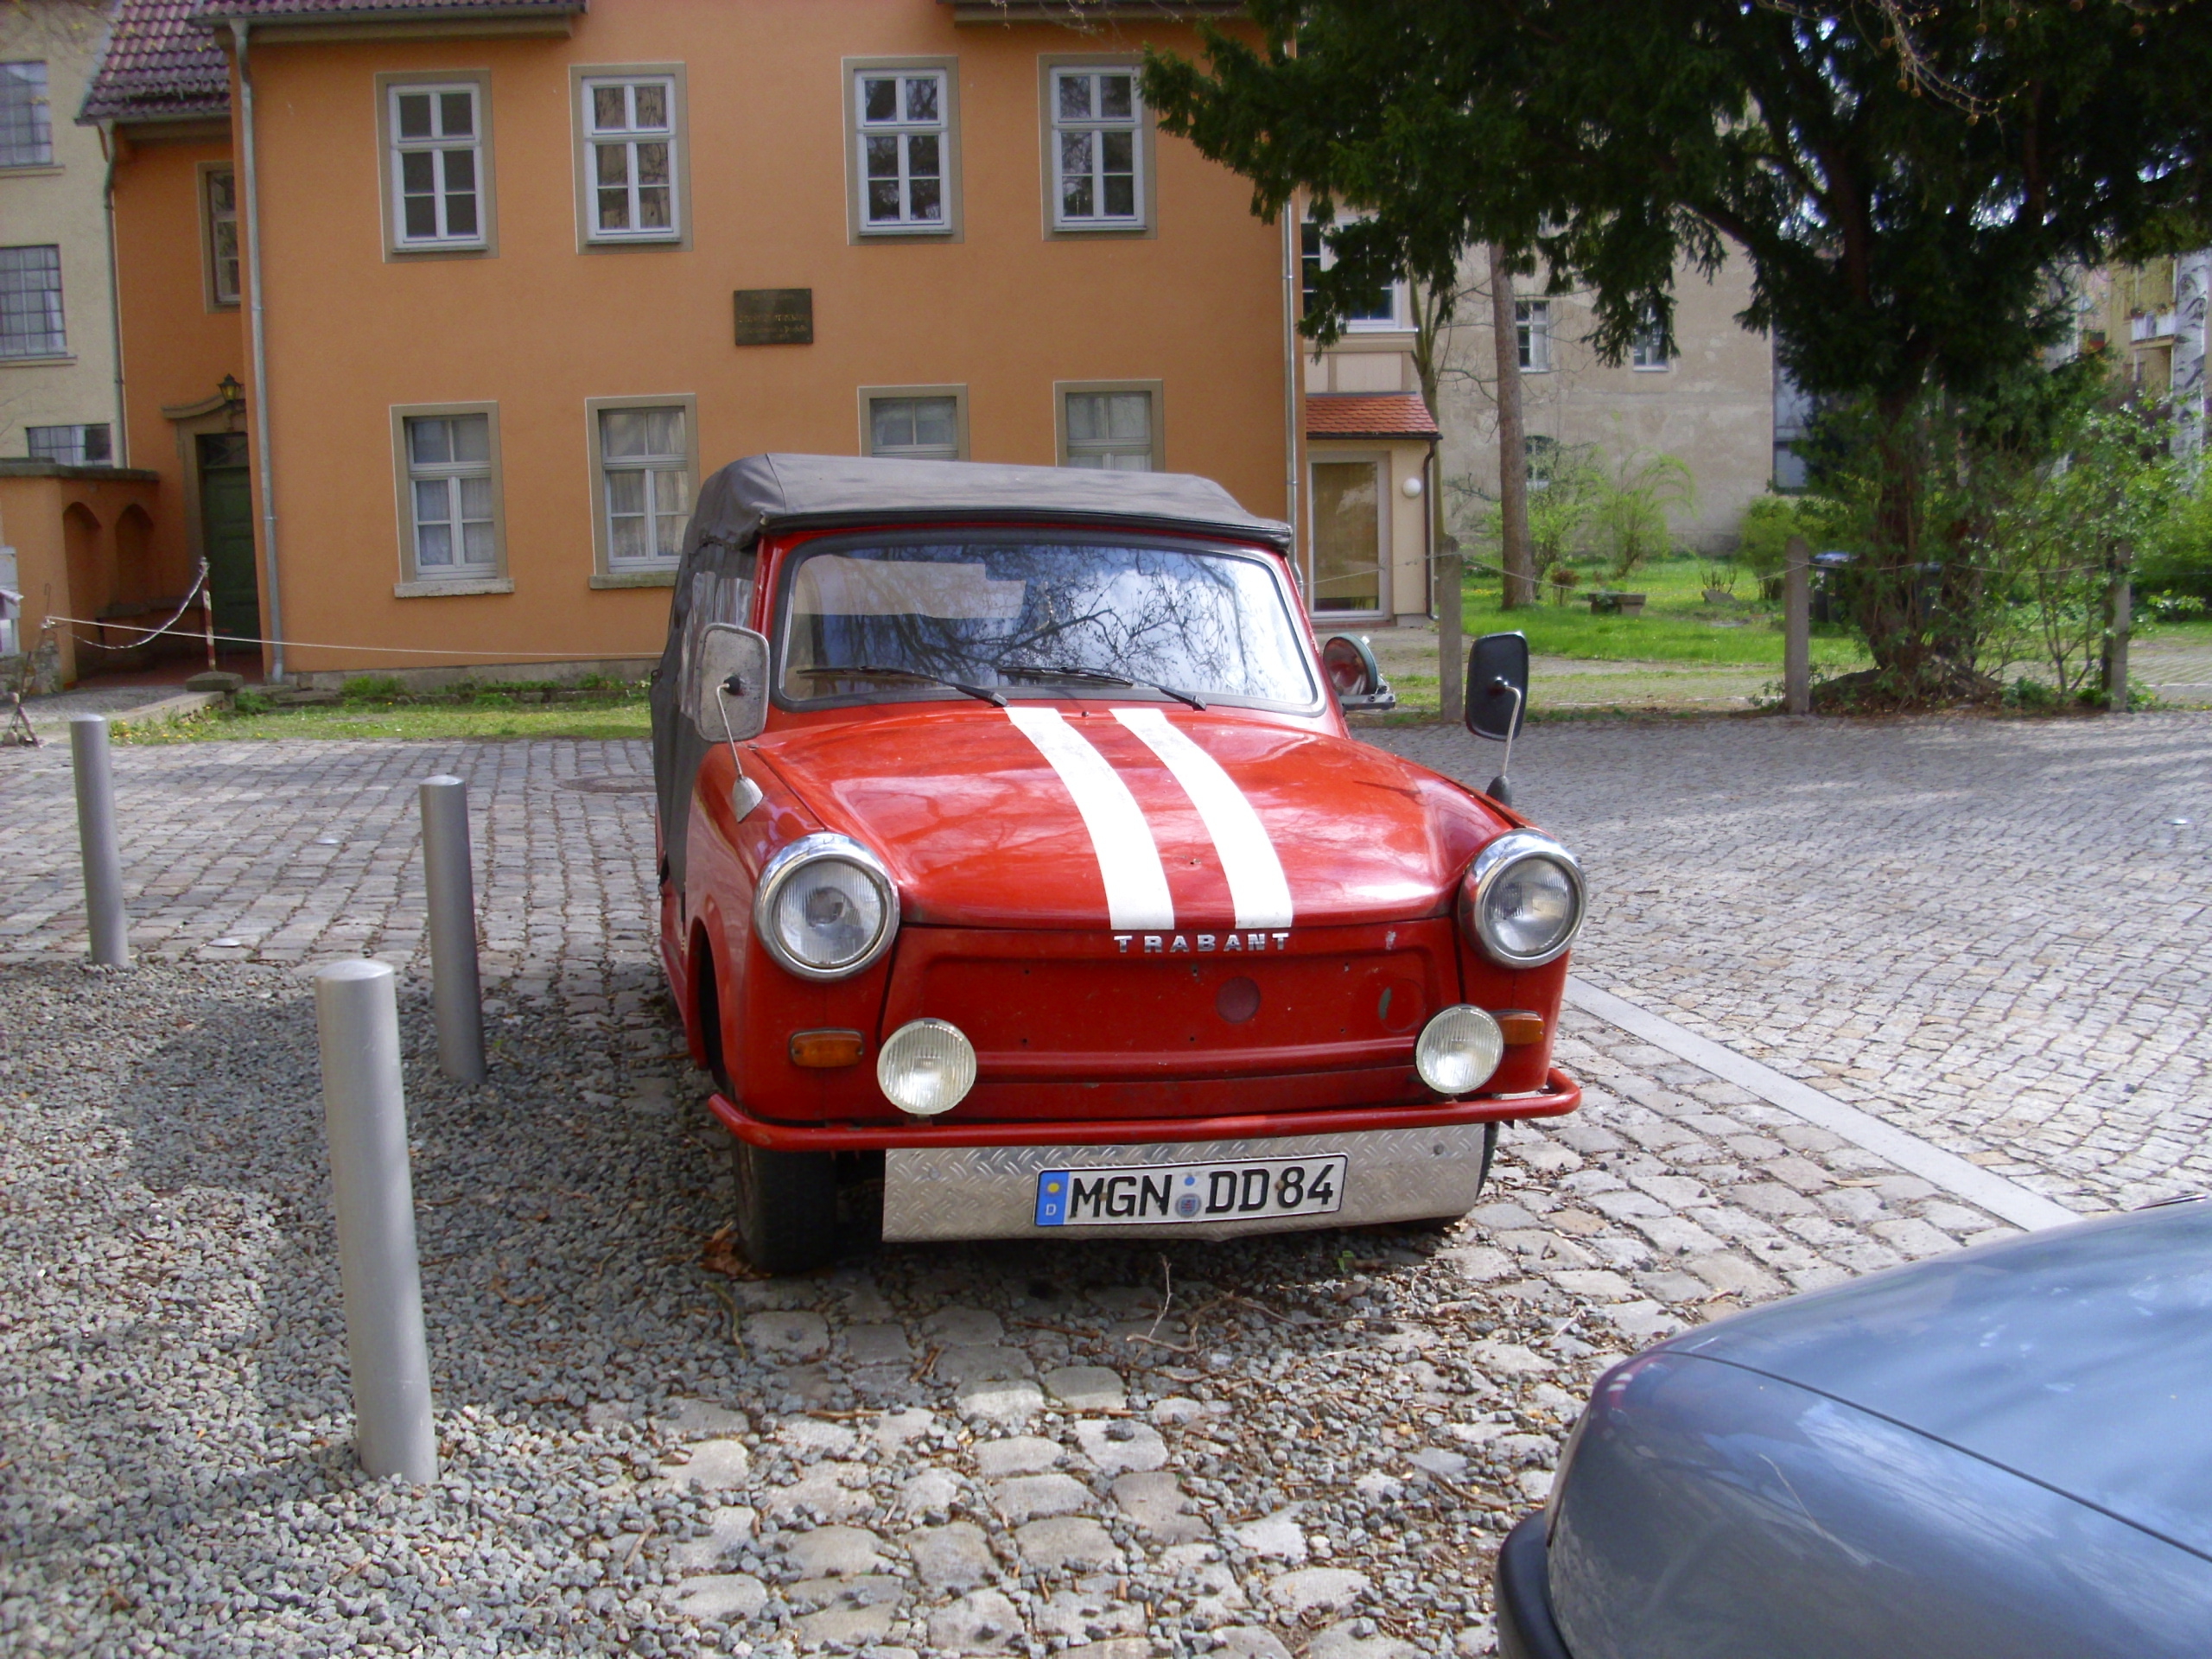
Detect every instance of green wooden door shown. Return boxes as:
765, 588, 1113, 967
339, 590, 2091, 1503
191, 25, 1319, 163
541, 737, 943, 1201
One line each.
197, 433, 258, 639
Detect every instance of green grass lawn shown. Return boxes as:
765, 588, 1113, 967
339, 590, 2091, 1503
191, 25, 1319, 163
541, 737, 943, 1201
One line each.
1458, 553, 1869, 668
118, 689, 652, 744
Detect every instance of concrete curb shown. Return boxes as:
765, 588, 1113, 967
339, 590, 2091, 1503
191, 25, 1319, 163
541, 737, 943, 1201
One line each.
1565, 976, 2084, 1233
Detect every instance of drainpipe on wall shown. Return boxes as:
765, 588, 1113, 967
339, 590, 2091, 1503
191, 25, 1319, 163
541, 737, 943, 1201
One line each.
1281, 208, 1302, 598
97, 122, 129, 467
232, 20, 285, 683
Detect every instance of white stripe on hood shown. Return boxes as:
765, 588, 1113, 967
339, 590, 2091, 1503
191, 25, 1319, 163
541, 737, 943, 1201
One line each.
1004, 705, 1175, 930
1113, 707, 1294, 930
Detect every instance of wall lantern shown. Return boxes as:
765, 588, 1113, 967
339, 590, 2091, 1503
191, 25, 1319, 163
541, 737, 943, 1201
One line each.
218, 373, 244, 407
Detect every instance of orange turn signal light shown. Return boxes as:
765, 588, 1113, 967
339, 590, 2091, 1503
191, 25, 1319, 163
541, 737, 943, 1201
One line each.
1495, 1010, 1547, 1046
789, 1029, 866, 1068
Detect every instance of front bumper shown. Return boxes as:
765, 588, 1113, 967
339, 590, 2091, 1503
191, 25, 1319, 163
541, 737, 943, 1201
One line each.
1497, 1511, 1574, 1659
881, 1121, 1493, 1243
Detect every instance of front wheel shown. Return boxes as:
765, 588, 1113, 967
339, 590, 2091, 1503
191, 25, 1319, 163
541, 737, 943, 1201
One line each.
731, 1135, 840, 1275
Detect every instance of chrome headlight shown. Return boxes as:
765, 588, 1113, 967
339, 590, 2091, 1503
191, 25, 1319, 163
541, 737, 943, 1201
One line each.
878, 1018, 976, 1116
1460, 830, 1586, 968
754, 833, 899, 982
1415, 1005, 1505, 1096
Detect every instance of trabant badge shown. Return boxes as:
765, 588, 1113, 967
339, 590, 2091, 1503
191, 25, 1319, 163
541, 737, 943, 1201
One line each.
1114, 931, 1292, 955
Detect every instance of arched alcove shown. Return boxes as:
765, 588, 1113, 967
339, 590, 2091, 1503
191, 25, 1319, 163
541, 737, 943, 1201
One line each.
63, 502, 105, 624
113, 504, 156, 611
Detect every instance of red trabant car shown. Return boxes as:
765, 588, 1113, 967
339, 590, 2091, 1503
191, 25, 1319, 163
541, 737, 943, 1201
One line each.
651, 454, 1585, 1271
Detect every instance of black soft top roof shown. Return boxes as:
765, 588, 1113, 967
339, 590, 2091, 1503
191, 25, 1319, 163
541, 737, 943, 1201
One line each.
690, 453, 1293, 551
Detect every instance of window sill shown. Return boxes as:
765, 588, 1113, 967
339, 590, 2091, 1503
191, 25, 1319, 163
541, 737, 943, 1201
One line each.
589, 568, 677, 588
394, 576, 513, 598
388, 241, 493, 260
0, 163, 63, 177
0, 353, 77, 369
1050, 219, 1151, 236
583, 234, 687, 251
858, 224, 959, 240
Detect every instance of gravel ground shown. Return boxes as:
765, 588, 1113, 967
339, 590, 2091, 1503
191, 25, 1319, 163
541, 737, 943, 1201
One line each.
2, 957, 1618, 1658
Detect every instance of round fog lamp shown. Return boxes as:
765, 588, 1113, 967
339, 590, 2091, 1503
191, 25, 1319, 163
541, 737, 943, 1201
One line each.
1415, 1005, 1505, 1096
876, 1018, 976, 1117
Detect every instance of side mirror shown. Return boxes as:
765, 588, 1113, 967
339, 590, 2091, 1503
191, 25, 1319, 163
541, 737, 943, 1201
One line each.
1320, 633, 1395, 711
1465, 631, 1529, 741
688, 623, 772, 744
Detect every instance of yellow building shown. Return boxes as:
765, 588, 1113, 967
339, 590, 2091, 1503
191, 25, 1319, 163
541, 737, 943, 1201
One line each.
79, 0, 1331, 688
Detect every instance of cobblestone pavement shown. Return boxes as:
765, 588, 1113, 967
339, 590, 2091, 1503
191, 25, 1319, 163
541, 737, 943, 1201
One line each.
1379, 709, 2212, 1214
0, 726, 2099, 1653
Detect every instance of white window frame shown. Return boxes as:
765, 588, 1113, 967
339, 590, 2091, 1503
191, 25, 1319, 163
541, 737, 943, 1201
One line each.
1301, 215, 1407, 333
847, 60, 958, 238
383, 79, 489, 254
0, 244, 67, 359
1516, 299, 1552, 372
200, 163, 240, 308
579, 73, 682, 245
1048, 64, 1144, 231
596, 403, 692, 570
391, 404, 508, 594
26, 423, 111, 465
0, 60, 53, 169
1306, 450, 1390, 620
1630, 316, 1671, 371
861, 385, 968, 461
1056, 380, 1163, 473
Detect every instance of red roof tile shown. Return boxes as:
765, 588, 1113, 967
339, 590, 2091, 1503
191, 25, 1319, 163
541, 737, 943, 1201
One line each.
82, 0, 585, 123
1305, 393, 1440, 441
81, 1, 230, 123
194, 0, 582, 17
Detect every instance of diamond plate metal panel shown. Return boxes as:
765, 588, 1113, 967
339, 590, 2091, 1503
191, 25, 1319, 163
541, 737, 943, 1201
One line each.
881, 1123, 1491, 1242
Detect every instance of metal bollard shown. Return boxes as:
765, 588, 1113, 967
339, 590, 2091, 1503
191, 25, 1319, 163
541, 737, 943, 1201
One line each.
418, 775, 485, 1084
69, 714, 129, 965
315, 958, 438, 1484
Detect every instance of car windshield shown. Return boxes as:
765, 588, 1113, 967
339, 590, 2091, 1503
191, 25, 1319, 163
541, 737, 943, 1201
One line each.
776, 537, 1319, 709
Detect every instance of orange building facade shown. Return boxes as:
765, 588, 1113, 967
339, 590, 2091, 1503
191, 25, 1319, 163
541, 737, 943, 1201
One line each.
84, 0, 1297, 686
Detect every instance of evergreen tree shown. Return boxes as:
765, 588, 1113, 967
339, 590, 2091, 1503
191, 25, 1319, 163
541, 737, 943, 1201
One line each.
1145, 1, 2212, 695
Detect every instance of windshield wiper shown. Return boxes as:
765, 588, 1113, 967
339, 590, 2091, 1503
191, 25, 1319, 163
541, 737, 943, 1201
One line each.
998, 663, 1206, 710
795, 664, 1007, 708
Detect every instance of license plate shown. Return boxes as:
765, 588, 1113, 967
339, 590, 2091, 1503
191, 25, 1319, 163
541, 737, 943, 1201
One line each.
1033, 1154, 1347, 1228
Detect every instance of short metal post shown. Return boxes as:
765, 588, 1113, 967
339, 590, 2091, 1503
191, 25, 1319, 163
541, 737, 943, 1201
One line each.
418, 775, 484, 1084
1783, 535, 1812, 716
69, 715, 129, 965
315, 958, 437, 1484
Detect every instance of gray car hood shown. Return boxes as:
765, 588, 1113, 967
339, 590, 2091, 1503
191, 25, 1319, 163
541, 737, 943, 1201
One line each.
1662, 1198, 2212, 1558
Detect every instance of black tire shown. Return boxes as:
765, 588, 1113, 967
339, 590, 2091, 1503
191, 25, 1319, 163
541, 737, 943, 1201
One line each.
731, 1136, 841, 1275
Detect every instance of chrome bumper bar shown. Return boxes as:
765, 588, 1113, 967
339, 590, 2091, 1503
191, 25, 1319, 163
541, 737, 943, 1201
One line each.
880, 1122, 1491, 1243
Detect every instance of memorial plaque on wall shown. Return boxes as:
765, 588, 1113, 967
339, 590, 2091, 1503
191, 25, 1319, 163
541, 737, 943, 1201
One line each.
733, 289, 814, 346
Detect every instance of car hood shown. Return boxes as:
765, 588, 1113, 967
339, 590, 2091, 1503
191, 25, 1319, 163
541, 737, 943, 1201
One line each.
1663, 1198, 2212, 1559
749, 702, 1506, 930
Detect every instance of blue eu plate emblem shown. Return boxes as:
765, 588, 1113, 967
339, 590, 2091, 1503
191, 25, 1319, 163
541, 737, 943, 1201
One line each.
1034, 1173, 1071, 1227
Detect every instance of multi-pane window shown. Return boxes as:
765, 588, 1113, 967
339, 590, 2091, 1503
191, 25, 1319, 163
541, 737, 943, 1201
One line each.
205, 168, 240, 305
856, 70, 946, 231
0, 245, 66, 357
600, 406, 689, 563
1063, 391, 1154, 471
1051, 68, 1141, 228
406, 414, 497, 574
1516, 300, 1552, 372
27, 424, 111, 465
1, 62, 50, 168
1630, 316, 1670, 370
1300, 220, 1401, 329
390, 85, 483, 248
583, 77, 677, 240
868, 396, 959, 461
